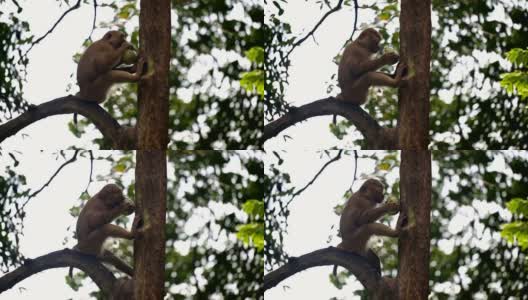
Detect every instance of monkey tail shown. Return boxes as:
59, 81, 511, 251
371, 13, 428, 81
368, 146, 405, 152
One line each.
68, 266, 73, 279
332, 264, 338, 277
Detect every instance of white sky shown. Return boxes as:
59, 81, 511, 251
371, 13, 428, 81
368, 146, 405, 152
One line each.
264, 150, 518, 300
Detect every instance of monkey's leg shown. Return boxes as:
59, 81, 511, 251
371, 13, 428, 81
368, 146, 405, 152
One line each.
101, 250, 134, 276
362, 72, 401, 87
357, 57, 393, 74
364, 223, 399, 237
357, 204, 396, 224
101, 223, 135, 239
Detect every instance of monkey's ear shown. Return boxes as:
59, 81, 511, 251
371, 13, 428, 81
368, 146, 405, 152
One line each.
104, 32, 112, 40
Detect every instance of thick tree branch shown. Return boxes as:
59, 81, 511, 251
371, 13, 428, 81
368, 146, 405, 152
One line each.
0, 95, 136, 149
0, 249, 117, 296
263, 97, 397, 148
264, 247, 381, 291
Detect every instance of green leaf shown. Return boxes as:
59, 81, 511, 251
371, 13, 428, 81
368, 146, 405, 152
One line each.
245, 47, 264, 65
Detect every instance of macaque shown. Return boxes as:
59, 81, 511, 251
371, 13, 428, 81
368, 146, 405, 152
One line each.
336, 28, 407, 105
72, 183, 139, 276
76, 30, 145, 104
333, 178, 402, 276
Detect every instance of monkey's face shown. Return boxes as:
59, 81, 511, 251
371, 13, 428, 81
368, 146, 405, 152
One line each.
103, 191, 125, 209
358, 29, 381, 53
360, 180, 384, 204
103, 31, 127, 49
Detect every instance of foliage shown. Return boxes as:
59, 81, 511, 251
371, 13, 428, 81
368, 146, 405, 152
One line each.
500, 48, 528, 99
431, 151, 528, 298
240, 47, 264, 98
0, 5, 30, 122
430, 0, 528, 149
501, 198, 528, 250
236, 199, 264, 250
264, 0, 293, 120
0, 152, 29, 272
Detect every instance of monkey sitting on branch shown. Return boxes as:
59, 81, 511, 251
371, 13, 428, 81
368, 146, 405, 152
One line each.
76, 30, 146, 104
333, 178, 408, 276
70, 184, 141, 278
336, 28, 408, 106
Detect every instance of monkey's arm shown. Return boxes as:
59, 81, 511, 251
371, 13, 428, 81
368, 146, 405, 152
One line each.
355, 53, 399, 76
85, 206, 130, 229
357, 203, 398, 224
95, 42, 133, 74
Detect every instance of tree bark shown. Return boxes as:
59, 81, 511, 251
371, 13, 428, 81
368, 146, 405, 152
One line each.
398, 150, 431, 299
398, 0, 431, 149
134, 151, 167, 299
134, 0, 170, 299
138, 0, 170, 150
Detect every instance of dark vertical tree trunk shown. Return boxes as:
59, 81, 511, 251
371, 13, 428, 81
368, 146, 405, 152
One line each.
398, 151, 431, 299
135, 151, 167, 299
138, 0, 170, 149
398, 0, 431, 149
135, 0, 170, 299
397, 1, 431, 297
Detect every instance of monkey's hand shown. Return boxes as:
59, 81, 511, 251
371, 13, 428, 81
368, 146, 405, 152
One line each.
382, 52, 399, 65
132, 215, 144, 237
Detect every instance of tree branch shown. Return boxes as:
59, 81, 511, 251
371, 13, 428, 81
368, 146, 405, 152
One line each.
288, 150, 343, 205
0, 95, 136, 149
25, 0, 82, 55
0, 249, 117, 296
263, 97, 397, 148
287, 0, 344, 57
264, 247, 381, 291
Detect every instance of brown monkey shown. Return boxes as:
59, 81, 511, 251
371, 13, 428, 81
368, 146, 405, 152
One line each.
333, 178, 401, 276
336, 28, 407, 105
71, 184, 139, 277
76, 30, 145, 104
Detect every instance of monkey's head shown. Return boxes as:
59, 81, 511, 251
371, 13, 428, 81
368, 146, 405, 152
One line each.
357, 28, 382, 53
102, 30, 127, 49
99, 183, 126, 208
359, 178, 384, 204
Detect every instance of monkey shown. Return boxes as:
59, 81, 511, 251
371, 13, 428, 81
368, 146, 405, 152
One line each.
76, 30, 145, 104
332, 28, 408, 124
333, 178, 403, 277
70, 183, 140, 277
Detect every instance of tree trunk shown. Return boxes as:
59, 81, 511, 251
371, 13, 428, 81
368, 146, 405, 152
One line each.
138, 0, 170, 149
398, 0, 431, 149
134, 0, 170, 299
398, 150, 431, 299
134, 151, 167, 299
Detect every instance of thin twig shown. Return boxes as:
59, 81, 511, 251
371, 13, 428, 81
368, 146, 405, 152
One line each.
287, 150, 343, 205
286, 0, 344, 57
85, 150, 94, 192
86, 0, 98, 41
22, 150, 80, 208
25, 0, 82, 55
347, 0, 359, 43
349, 150, 358, 192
